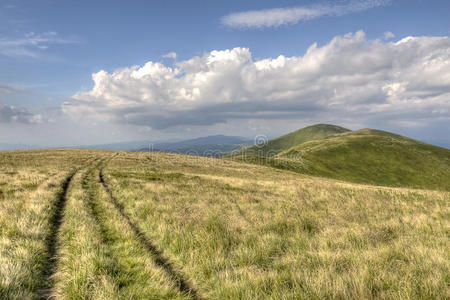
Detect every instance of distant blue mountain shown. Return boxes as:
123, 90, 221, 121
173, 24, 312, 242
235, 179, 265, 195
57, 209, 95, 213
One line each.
149, 135, 251, 150
141, 135, 253, 156
0, 143, 37, 150
0, 135, 253, 152
80, 140, 154, 151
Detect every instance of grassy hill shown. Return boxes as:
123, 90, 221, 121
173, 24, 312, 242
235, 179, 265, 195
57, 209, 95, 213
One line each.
0, 149, 448, 299
233, 125, 450, 191
277, 129, 450, 190
234, 124, 350, 157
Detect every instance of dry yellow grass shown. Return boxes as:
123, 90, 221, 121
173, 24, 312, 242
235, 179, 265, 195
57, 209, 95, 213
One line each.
0, 149, 97, 299
0, 149, 449, 299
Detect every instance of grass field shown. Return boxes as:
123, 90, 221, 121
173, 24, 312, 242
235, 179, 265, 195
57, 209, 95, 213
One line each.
0, 149, 449, 299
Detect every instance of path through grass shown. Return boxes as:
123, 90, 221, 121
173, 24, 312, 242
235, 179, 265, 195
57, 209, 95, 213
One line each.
0, 149, 449, 299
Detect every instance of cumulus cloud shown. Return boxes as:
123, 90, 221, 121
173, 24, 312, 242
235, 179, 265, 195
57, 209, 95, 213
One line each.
0, 32, 78, 59
0, 103, 43, 124
63, 31, 450, 130
221, 0, 390, 29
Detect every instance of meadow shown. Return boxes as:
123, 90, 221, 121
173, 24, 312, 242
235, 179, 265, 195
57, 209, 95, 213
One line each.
0, 149, 449, 299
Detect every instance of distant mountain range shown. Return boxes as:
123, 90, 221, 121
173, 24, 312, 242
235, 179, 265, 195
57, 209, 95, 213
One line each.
0, 143, 37, 151
0, 135, 254, 154
81, 135, 253, 156
137, 135, 253, 156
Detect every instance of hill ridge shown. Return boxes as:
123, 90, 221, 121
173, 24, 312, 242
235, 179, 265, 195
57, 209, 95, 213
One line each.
233, 124, 450, 191
234, 123, 350, 157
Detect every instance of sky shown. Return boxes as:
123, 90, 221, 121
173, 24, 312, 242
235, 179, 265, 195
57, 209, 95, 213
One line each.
0, 0, 449, 147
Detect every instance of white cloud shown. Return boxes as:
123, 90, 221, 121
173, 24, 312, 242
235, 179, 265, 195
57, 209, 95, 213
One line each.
0, 103, 43, 124
162, 52, 177, 60
63, 31, 450, 130
221, 0, 390, 29
0, 32, 78, 59
384, 31, 395, 40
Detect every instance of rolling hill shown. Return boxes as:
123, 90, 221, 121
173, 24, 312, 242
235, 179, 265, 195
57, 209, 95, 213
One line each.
233, 125, 450, 190
234, 124, 350, 157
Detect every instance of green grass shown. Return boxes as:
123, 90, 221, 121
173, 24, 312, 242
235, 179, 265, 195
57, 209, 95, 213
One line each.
234, 123, 350, 157
276, 129, 450, 190
0, 149, 449, 299
234, 125, 450, 191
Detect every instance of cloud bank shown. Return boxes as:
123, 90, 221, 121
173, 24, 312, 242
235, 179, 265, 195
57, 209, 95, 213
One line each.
63, 31, 450, 130
221, 0, 390, 29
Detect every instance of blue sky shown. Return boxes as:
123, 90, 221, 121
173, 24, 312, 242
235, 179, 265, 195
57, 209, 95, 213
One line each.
0, 0, 449, 146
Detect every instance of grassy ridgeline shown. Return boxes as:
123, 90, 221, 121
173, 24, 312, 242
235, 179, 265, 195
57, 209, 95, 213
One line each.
234, 124, 350, 157
234, 125, 450, 191
278, 129, 450, 190
0, 149, 449, 299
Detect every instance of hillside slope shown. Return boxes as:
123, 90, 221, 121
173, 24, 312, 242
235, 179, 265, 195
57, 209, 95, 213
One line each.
234, 124, 350, 157
274, 129, 450, 190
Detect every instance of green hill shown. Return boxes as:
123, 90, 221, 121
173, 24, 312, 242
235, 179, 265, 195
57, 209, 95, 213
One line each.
234, 124, 350, 157
234, 126, 450, 191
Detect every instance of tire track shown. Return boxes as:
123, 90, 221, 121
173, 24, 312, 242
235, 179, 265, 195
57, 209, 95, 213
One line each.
38, 168, 78, 299
98, 165, 202, 300
81, 160, 142, 292
38, 157, 99, 299
80, 160, 126, 290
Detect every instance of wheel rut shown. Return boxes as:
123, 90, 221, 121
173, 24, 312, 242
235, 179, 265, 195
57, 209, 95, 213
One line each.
80, 159, 126, 290
38, 157, 99, 299
38, 169, 78, 299
98, 165, 202, 300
